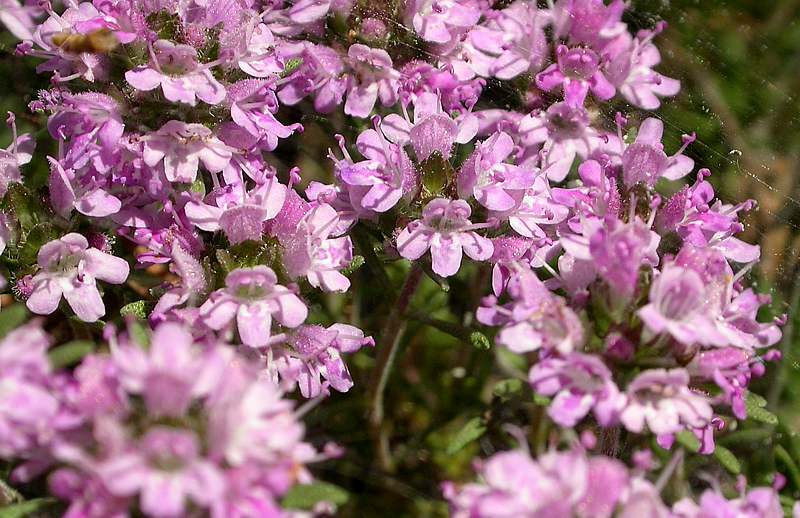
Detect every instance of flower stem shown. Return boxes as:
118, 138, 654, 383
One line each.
368, 263, 424, 469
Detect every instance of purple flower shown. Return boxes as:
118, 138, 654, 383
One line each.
604, 26, 680, 110
282, 203, 354, 292
152, 240, 208, 316
462, 2, 548, 80
111, 323, 227, 417
535, 45, 615, 106
143, 121, 233, 183
529, 352, 622, 427
235, 23, 283, 78
0, 323, 59, 459
47, 155, 121, 218
504, 175, 570, 239
620, 118, 694, 187
0, 0, 37, 40
99, 427, 225, 517
397, 198, 494, 277
476, 272, 584, 353
47, 92, 123, 152
638, 263, 723, 347
518, 102, 602, 181
458, 131, 537, 211
406, 0, 481, 45
344, 44, 400, 118
333, 127, 415, 214
26, 233, 129, 322
199, 266, 308, 348
672, 487, 783, 518
227, 79, 301, 151
125, 40, 226, 106
0, 116, 34, 197
185, 175, 287, 244
619, 368, 713, 435
589, 217, 659, 300
278, 43, 348, 114
552, 0, 626, 46
381, 92, 477, 162
207, 377, 306, 467
269, 323, 374, 397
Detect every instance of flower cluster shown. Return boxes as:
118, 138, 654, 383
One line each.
0, 320, 333, 517
0, 0, 794, 514
444, 446, 784, 517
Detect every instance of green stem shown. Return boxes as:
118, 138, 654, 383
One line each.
368, 264, 424, 469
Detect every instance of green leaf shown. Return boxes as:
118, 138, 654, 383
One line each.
446, 417, 486, 455
713, 445, 741, 474
120, 300, 148, 319
744, 394, 778, 425
129, 319, 150, 348
341, 255, 364, 276
493, 378, 523, 398
745, 391, 768, 408
469, 331, 490, 350
18, 223, 59, 265
533, 393, 552, 406
419, 152, 454, 198
189, 179, 206, 196
281, 58, 303, 78
281, 482, 349, 510
0, 498, 59, 518
675, 430, 700, 452
48, 340, 94, 369
775, 445, 800, 490
3, 184, 38, 232
216, 240, 275, 273
0, 305, 28, 338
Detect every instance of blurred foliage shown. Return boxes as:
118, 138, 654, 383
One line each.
2, 1, 800, 516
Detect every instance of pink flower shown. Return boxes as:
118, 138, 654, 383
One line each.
47, 155, 121, 218
100, 427, 225, 518
143, 121, 232, 183
461, 2, 548, 80
282, 203, 354, 292
228, 79, 302, 151
604, 26, 680, 110
619, 368, 713, 435
185, 175, 287, 244
269, 323, 374, 398
111, 323, 226, 416
0, 0, 37, 40
477, 272, 584, 354
26, 233, 129, 322
637, 263, 723, 347
344, 44, 400, 118
47, 92, 123, 152
278, 43, 348, 114
458, 132, 537, 211
199, 266, 308, 348
396, 198, 494, 277
406, 0, 481, 45
0, 115, 34, 197
0, 323, 59, 459
207, 377, 306, 467
381, 92, 477, 161
125, 40, 226, 106
235, 23, 283, 78
536, 45, 615, 106
333, 128, 415, 214
529, 352, 622, 427
619, 118, 694, 187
